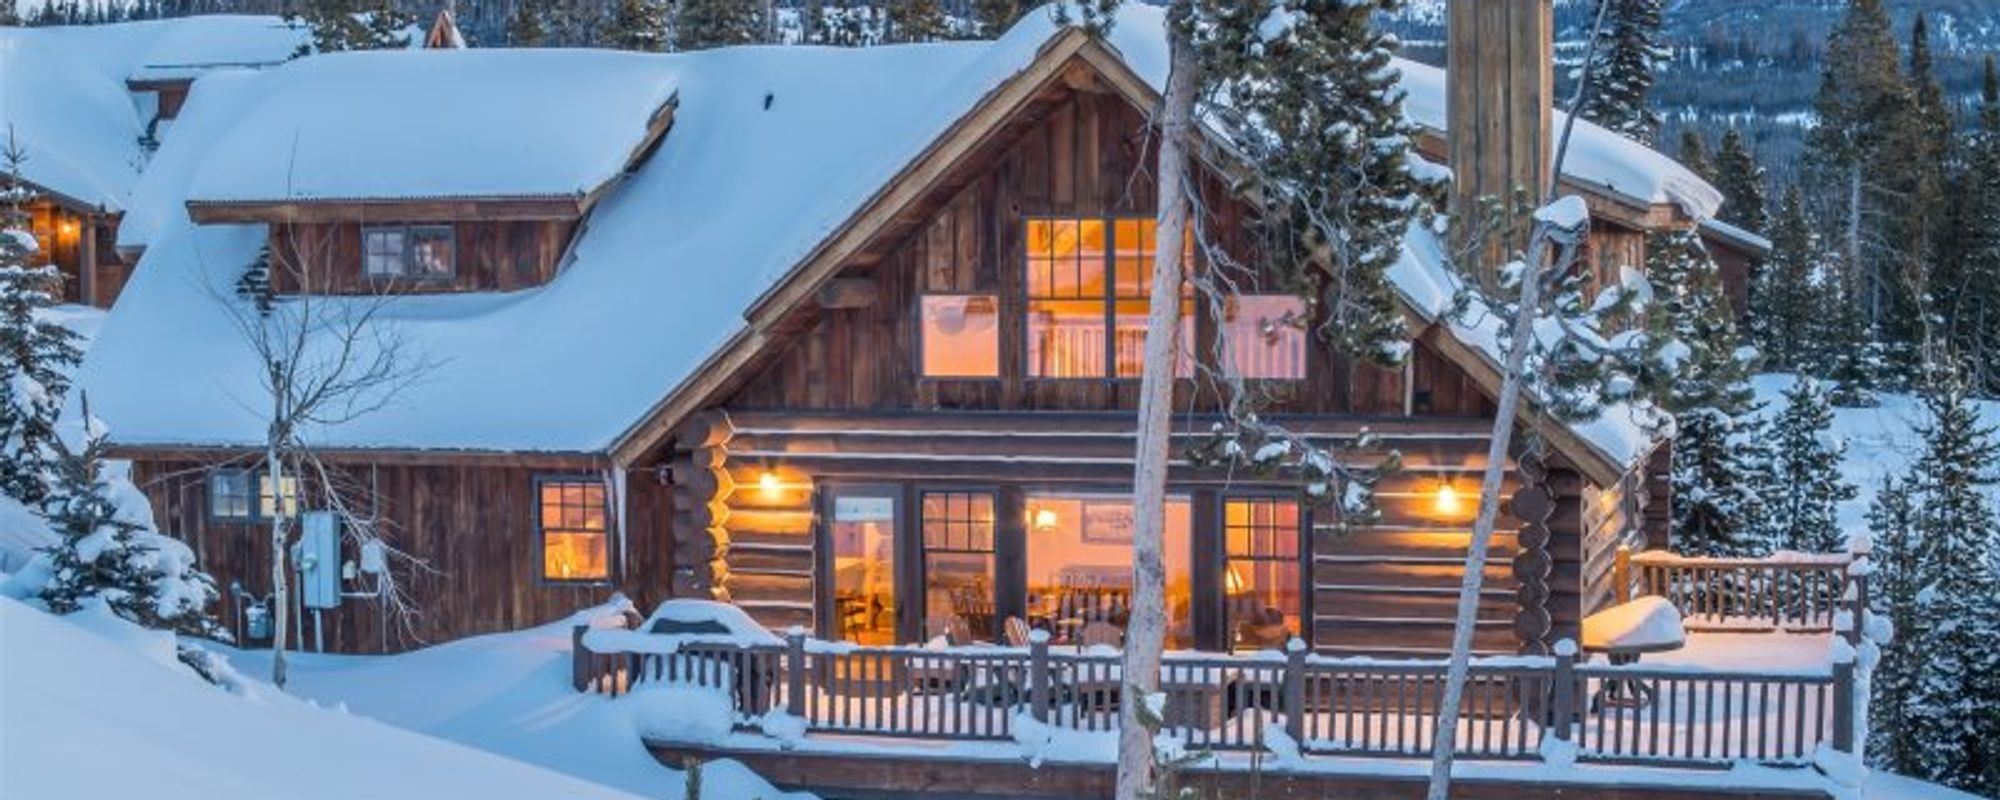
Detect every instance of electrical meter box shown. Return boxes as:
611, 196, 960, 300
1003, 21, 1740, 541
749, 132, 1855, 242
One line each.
299, 511, 342, 610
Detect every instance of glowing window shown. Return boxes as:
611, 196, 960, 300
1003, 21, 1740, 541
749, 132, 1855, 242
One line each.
1221, 295, 1308, 380
920, 295, 1000, 377
1022, 493, 1194, 650
539, 478, 609, 582
1026, 218, 1191, 378
1223, 498, 1302, 651
208, 468, 298, 521
921, 491, 998, 642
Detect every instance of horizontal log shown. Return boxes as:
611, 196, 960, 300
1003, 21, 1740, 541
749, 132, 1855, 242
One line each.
1312, 559, 1512, 589
725, 508, 814, 538
1314, 528, 1520, 560
727, 571, 814, 604
723, 409, 1496, 438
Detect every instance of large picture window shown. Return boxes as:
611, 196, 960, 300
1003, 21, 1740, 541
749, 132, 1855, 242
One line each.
1223, 497, 1303, 651
1026, 218, 1191, 379
363, 224, 455, 281
1023, 492, 1194, 649
1221, 295, 1308, 380
921, 491, 997, 642
539, 478, 609, 582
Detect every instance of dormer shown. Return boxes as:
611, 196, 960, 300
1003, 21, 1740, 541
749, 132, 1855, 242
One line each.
178, 49, 680, 295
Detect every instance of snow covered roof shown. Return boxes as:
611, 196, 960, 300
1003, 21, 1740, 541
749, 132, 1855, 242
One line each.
183, 49, 680, 205
118, 69, 267, 251
125, 15, 310, 84
83, 5, 1677, 478
0, 29, 147, 210
1699, 217, 1774, 254
1393, 59, 1722, 220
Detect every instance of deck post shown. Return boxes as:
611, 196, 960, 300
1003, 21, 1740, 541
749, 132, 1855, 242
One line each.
571, 624, 590, 692
1613, 545, 1632, 604
1844, 570, 1869, 648
785, 629, 807, 718
1029, 631, 1050, 724
1549, 638, 1577, 742
1283, 638, 1307, 744
1832, 657, 1856, 753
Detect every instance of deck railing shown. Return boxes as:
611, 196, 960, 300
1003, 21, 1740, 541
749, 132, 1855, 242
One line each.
573, 626, 1855, 769
1621, 548, 1863, 634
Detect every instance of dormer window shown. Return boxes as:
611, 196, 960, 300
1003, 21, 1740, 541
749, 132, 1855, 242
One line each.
363, 224, 455, 282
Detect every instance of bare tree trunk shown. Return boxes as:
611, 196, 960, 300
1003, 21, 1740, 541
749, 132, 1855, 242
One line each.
1115, 10, 1197, 800
1424, 232, 1547, 800
1849, 164, 1872, 330
266, 427, 290, 688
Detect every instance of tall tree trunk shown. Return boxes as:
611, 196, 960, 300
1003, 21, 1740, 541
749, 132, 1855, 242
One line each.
266, 429, 289, 688
1424, 230, 1548, 800
1115, 9, 1197, 799
1849, 164, 1873, 330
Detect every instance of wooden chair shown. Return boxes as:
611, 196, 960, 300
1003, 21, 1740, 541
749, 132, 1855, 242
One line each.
1079, 620, 1123, 649
1004, 616, 1033, 648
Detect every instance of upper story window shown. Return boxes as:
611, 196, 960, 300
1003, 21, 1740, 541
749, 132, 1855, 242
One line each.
1026, 218, 1191, 379
538, 477, 609, 582
920, 294, 1000, 378
363, 224, 455, 282
208, 468, 299, 521
1220, 294, 1308, 380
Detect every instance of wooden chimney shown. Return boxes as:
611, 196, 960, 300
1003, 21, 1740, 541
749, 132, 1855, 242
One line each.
1447, 0, 1554, 287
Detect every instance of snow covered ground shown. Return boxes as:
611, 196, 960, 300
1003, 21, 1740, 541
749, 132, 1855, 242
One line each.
1749, 373, 2000, 543
220, 602, 813, 800
0, 596, 645, 799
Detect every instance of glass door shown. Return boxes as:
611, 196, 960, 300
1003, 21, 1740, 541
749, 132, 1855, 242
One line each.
824, 487, 900, 646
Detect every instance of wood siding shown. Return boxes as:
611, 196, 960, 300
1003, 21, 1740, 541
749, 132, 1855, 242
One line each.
267, 219, 575, 295
24, 198, 123, 307
722, 88, 1476, 419
130, 458, 673, 653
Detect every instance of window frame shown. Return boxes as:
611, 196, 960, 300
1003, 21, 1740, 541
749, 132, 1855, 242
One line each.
205, 467, 299, 523
815, 482, 908, 643
1217, 493, 1312, 652
916, 488, 1002, 642
1022, 215, 1193, 382
361, 223, 457, 284
534, 474, 615, 586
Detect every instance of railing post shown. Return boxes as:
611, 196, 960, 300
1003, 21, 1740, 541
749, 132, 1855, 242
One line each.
1613, 545, 1632, 604
1549, 638, 1577, 742
785, 628, 807, 719
1844, 569, 1870, 649
1832, 656, 1856, 754
1029, 630, 1051, 724
571, 624, 594, 692
1284, 638, 1307, 745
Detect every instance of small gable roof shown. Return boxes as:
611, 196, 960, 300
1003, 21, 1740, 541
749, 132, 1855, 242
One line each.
182, 49, 679, 206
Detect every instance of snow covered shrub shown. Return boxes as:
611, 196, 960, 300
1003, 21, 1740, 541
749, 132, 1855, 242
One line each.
36, 418, 225, 641
0, 137, 83, 510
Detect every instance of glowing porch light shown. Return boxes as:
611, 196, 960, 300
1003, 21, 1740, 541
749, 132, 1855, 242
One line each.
758, 470, 782, 498
1433, 481, 1463, 518
1032, 507, 1059, 532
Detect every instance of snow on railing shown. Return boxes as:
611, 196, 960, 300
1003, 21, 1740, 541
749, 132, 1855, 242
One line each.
571, 625, 1856, 771
1622, 547, 1860, 633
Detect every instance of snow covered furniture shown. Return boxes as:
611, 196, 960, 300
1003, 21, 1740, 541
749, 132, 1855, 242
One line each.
1581, 595, 1686, 709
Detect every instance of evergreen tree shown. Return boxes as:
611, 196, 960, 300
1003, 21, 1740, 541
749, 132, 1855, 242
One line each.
1819, 260, 1885, 407
1759, 377, 1855, 553
1646, 229, 1763, 555
884, 0, 948, 43
1903, 364, 2000, 795
0, 134, 82, 509
1803, 0, 1920, 376
1574, 0, 1664, 144
970, 0, 1028, 38
1711, 128, 1766, 235
604, 0, 667, 50
1191, 0, 1429, 369
507, 0, 552, 46
1676, 130, 1710, 180
676, 0, 764, 50
1865, 475, 1923, 774
37, 415, 225, 640
1941, 57, 2000, 396
1751, 186, 1826, 371
288, 0, 413, 54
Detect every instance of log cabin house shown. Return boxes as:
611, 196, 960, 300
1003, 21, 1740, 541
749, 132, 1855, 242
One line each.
83, 4, 1763, 658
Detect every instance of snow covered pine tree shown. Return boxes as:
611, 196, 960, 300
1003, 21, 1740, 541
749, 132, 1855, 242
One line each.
1574, 0, 1664, 144
0, 132, 82, 509
1760, 377, 1855, 554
